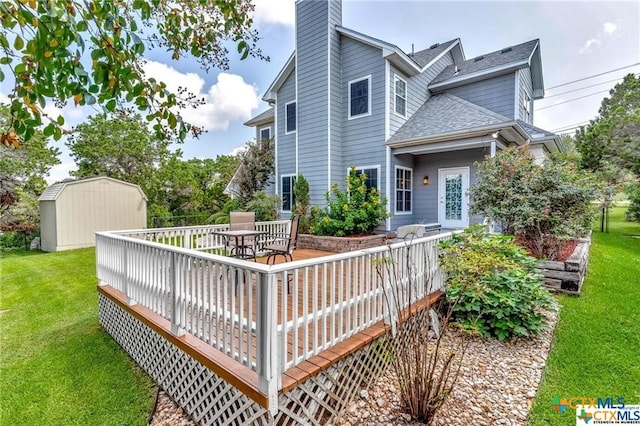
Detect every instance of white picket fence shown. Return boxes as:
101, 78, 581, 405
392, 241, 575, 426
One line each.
96, 221, 452, 398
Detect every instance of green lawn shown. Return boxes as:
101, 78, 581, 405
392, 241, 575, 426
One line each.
528, 207, 640, 425
0, 248, 156, 426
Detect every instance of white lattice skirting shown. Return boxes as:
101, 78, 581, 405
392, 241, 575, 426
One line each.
99, 294, 270, 425
99, 292, 412, 425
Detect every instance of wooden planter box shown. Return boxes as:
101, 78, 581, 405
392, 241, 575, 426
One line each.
298, 233, 389, 253
538, 235, 591, 295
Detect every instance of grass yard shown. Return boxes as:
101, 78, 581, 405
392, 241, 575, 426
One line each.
0, 248, 156, 426
528, 207, 640, 425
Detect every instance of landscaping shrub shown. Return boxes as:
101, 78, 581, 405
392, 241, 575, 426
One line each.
470, 146, 597, 260
246, 192, 280, 221
293, 174, 311, 233
310, 167, 388, 236
439, 226, 556, 341
625, 183, 640, 223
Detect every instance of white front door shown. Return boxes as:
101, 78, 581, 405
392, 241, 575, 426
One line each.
438, 167, 470, 228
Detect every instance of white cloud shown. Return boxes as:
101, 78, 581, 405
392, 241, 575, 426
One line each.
142, 61, 259, 132
579, 38, 600, 54
252, 0, 295, 27
603, 22, 618, 35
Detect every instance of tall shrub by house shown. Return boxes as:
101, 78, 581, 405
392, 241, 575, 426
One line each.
311, 167, 388, 237
469, 147, 597, 260
293, 174, 311, 233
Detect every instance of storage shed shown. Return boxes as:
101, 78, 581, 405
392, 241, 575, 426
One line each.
39, 177, 147, 252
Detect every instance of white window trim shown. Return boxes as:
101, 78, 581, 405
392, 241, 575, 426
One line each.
259, 126, 271, 140
393, 75, 407, 118
348, 165, 381, 190
394, 165, 413, 215
280, 174, 296, 213
285, 101, 296, 135
348, 75, 372, 120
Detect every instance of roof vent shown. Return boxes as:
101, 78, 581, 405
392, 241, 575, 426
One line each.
501, 47, 512, 53
473, 55, 485, 62
429, 43, 440, 49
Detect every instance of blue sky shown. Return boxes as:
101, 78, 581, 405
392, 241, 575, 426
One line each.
2, 1, 639, 183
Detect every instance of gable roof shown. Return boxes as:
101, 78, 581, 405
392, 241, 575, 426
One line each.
429, 39, 545, 98
387, 93, 512, 144
410, 39, 462, 68
244, 108, 274, 126
261, 27, 465, 102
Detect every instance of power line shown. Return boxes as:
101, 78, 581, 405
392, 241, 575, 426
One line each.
544, 74, 638, 99
535, 89, 610, 111
545, 63, 640, 90
551, 120, 591, 133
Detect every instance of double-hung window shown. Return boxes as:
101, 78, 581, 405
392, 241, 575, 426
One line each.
348, 76, 371, 119
353, 167, 379, 193
394, 76, 407, 117
285, 101, 296, 133
281, 175, 296, 212
260, 127, 271, 141
395, 167, 412, 213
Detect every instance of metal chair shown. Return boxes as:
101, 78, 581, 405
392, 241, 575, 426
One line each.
228, 211, 256, 259
263, 216, 300, 265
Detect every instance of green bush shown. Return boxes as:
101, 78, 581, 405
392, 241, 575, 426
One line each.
470, 147, 597, 260
439, 226, 555, 341
293, 174, 311, 233
310, 167, 388, 237
246, 192, 280, 222
625, 183, 640, 223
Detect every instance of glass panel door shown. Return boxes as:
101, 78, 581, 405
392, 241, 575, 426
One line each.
438, 167, 469, 228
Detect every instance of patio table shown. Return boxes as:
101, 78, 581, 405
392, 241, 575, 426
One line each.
213, 229, 266, 260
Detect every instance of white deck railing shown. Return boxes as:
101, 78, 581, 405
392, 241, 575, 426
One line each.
96, 221, 452, 401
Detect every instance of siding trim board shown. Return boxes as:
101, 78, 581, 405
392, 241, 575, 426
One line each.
385, 61, 391, 231
514, 70, 520, 119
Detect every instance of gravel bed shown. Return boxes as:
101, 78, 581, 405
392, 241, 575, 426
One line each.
150, 309, 557, 425
337, 308, 558, 426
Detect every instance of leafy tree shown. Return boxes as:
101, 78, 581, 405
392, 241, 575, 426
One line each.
66, 112, 173, 206
574, 74, 640, 178
0, 0, 265, 145
0, 104, 59, 211
234, 137, 275, 205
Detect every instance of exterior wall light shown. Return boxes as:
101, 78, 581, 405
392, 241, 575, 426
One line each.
423, 176, 429, 185
492, 130, 500, 139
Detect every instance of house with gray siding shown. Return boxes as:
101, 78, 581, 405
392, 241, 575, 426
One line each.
245, 0, 563, 231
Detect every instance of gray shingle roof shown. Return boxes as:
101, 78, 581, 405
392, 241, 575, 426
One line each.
430, 39, 539, 86
410, 39, 458, 68
516, 120, 556, 138
38, 183, 65, 201
244, 108, 274, 126
388, 94, 511, 143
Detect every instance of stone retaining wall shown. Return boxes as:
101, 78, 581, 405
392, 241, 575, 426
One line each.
538, 236, 591, 295
298, 234, 388, 253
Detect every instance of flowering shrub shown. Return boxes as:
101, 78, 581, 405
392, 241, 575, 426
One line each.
439, 226, 556, 341
470, 147, 597, 260
310, 167, 388, 236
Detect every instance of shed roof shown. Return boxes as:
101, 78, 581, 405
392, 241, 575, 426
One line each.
38, 177, 147, 201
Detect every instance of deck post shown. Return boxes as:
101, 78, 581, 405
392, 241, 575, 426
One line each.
122, 242, 130, 304
169, 251, 183, 336
256, 271, 279, 416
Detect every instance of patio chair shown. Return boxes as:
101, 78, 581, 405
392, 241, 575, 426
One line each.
263, 215, 300, 265
228, 211, 256, 259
